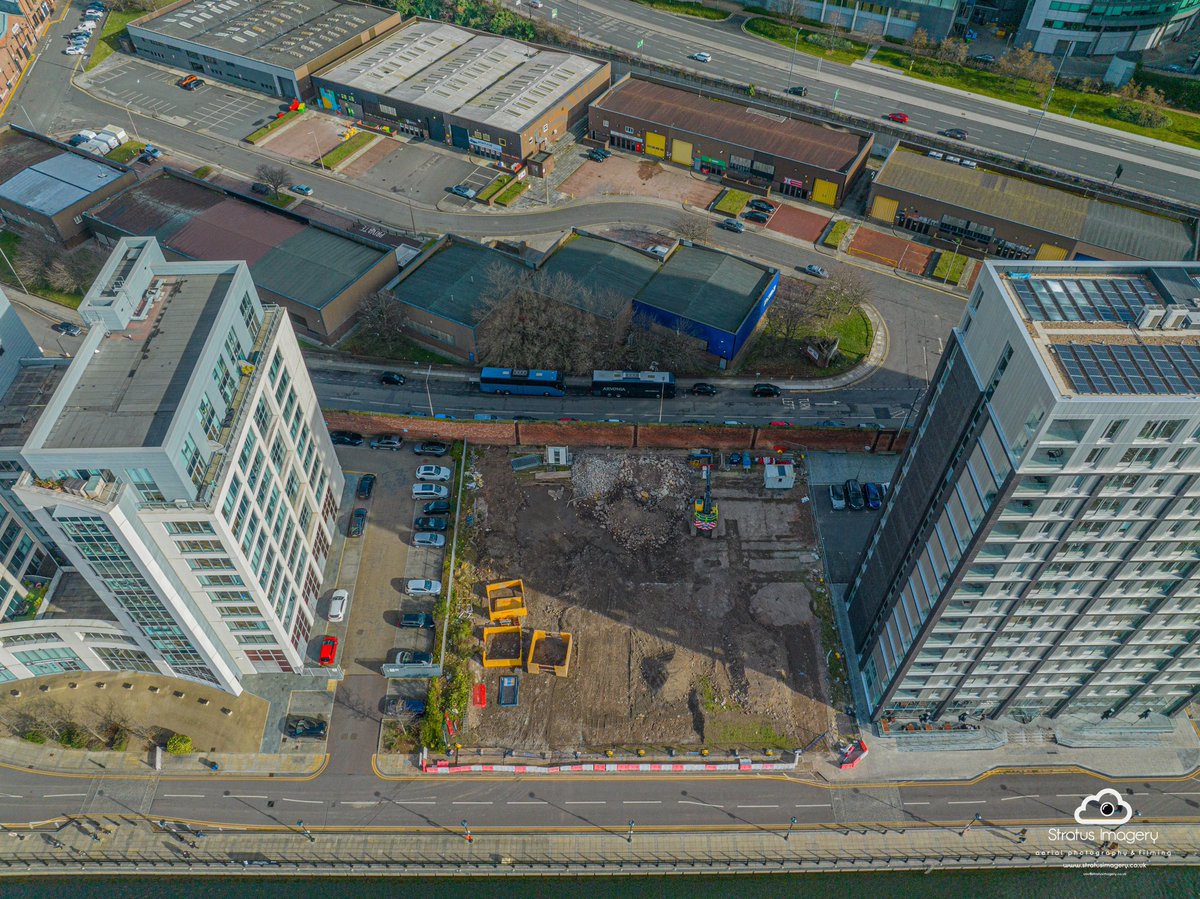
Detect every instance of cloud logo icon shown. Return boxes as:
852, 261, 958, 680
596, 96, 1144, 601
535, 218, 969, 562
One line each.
1074, 788, 1132, 826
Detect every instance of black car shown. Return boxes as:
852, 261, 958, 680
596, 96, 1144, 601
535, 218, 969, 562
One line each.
752, 383, 781, 398
380, 371, 405, 386
414, 516, 448, 531
845, 479, 865, 511
51, 321, 82, 336
330, 430, 364, 446
348, 508, 367, 537
395, 649, 434, 666
250, 182, 271, 196
691, 382, 719, 396
941, 128, 968, 140
786, 85, 808, 96
592, 146, 612, 158
747, 199, 776, 213
384, 697, 426, 717
413, 441, 449, 457
356, 474, 376, 500
285, 716, 327, 738
422, 500, 451, 515
742, 211, 770, 224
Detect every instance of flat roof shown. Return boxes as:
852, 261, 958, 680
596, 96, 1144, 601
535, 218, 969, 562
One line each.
43, 271, 235, 449
539, 235, 657, 319
877, 149, 1194, 260
87, 173, 386, 310
0, 152, 125, 216
133, 0, 395, 69
636, 245, 772, 334
0, 366, 67, 448
318, 20, 604, 133
592, 78, 866, 174
392, 241, 525, 326
0, 129, 62, 185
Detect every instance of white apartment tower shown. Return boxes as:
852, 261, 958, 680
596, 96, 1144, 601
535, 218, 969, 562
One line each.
16, 238, 344, 693
848, 260, 1200, 725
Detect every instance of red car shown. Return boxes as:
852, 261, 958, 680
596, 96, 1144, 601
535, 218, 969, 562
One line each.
886, 112, 909, 124
768, 421, 792, 427
318, 636, 338, 666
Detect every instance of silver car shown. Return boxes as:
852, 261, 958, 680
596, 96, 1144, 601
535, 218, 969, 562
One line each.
405, 578, 442, 596
829, 483, 847, 511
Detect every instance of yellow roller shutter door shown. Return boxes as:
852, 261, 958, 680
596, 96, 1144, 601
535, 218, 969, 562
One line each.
671, 139, 693, 166
1035, 243, 1068, 261
645, 131, 666, 158
812, 179, 838, 206
870, 195, 898, 223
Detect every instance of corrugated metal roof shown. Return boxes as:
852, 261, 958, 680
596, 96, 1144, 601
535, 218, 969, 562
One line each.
392, 242, 524, 326
635, 245, 770, 333
540, 236, 657, 319
593, 79, 865, 174
876, 149, 1192, 259
171, 201, 304, 267
252, 229, 384, 309
0, 152, 125, 216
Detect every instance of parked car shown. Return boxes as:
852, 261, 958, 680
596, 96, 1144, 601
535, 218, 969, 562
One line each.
747, 199, 776, 213
68, 133, 93, 146
786, 85, 808, 96
768, 420, 792, 428
414, 516, 448, 531
400, 613, 435, 629
423, 500, 451, 515
51, 321, 82, 336
176, 75, 198, 88
586, 149, 607, 162
65, 46, 86, 55
413, 441, 448, 456
348, 508, 367, 537
380, 371, 405, 386
318, 636, 338, 666
449, 184, 476, 199
886, 112, 909, 124
328, 589, 349, 622
329, 430, 364, 446
416, 464, 452, 482
356, 474, 376, 500
689, 51, 712, 63
384, 697, 426, 718
412, 483, 449, 500
970, 53, 996, 63
863, 481, 883, 510
290, 184, 313, 196
182, 79, 204, 91
369, 434, 403, 451
405, 578, 442, 596
414, 532, 446, 548
717, 218, 744, 233
829, 483, 847, 511
691, 382, 718, 396
591, 146, 612, 158
138, 145, 163, 163
752, 383, 781, 397
394, 649, 434, 666
941, 128, 968, 140
742, 211, 770, 224
285, 716, 327, 738
250, 182, 271, 196
802, 264, 830, 279
845, 479, 865, 511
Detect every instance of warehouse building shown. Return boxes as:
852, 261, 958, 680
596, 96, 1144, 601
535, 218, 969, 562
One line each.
388, 232, 778, 364
587, 76, 872, 207
0, 126, 136, 246
311, 20, 610, 166
84, 171, 399, 342
868, 147, 1197, 262
128, 0, 400, 99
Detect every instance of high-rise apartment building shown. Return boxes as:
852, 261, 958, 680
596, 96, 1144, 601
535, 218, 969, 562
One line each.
15, 237, 344, 693
1017, 0, 1200, 56
848, 259, 1200, 724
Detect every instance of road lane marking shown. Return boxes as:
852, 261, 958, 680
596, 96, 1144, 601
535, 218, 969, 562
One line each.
623, 800, 661, 804
392, 801, 435, 806
1167, 792, 1200, 796
280, 798, 323, 804
42, 794, 86, 798
162, 794, 205, 799
565, 801, 606, 805
507, 801, 547, 805
680, 800, 723, 807
737, 804, 779, 809
947, 800, 987, 805
1000, 795, 1039, 801
0, 793, 23, 798
342, 801, 378, 806
227, 795, 268, 800
902, 801, 930, 806
452, 801, 493, 805
794, 803, 832, 808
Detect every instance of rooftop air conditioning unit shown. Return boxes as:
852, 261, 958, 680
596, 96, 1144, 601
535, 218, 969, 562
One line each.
1162, 307, 1190, 329
1137, 305, 1166, 330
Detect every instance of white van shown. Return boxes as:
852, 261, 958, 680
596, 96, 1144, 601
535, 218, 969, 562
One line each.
412, 483, 450, 500
328, 589, 348, 622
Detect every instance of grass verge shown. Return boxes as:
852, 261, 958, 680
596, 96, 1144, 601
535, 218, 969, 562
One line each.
741, 306, 871, 379
872, 48, 1200, 151
714, 188, 751, 216
86, 3, 171, 71
192, 165, 213, 179
105, 140, 143, 164
494, 179, 529, 207
476, 173, 512, 203
629, 0, 729, 18
0, 232, 83, 309
245, 109, 303, 144
261, 192, 293, 209
317, 131, 376, 169
745, 17, 867, 66
824, 219, 850, 248
932, 251, 968, 285
339, 331, 458, 365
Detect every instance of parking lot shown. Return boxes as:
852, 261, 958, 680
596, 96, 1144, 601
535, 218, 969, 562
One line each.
807, 452, 900, 584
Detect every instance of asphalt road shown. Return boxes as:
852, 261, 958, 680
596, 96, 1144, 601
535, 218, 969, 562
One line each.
508, 0, 1200, 203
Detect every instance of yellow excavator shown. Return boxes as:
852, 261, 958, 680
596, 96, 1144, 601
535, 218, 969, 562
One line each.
690, 464, 718, 538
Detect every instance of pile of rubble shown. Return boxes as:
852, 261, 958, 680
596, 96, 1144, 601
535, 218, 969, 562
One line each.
570, 453, 691, 552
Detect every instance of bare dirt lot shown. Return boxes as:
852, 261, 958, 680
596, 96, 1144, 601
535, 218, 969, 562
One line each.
559, 156, 721, 207
258, 112, 350, 163
462, 449, 832, 751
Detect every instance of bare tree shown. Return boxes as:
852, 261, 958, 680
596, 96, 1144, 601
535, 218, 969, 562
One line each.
997, 43, 1055, 83
356, 289, 409, 351
45, 245, 104, 294
623, 312, 705, 373
673, 213, 711, 245
935, 37, 969, 65
810, 270, 871, 327
764, 277, 813, 344
909, 27, 930, 53
254, 163, 290, 196
11, 236, 60, 290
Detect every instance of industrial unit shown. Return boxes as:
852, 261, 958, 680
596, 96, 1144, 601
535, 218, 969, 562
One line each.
312, 20, 610, 165
128, 0, 401, 99
587, 76, 872, 206
869, 147, 1197, 263
848, 258, 1200, 725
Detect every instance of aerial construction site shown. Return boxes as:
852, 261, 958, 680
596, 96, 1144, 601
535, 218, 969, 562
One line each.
460, 448, 835, 753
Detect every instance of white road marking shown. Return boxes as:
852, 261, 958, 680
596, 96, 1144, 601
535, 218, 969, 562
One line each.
794, 803, 832, 808
341, 801, 378, 806
392, 801, 436, 806
42, 793, 86, 798
680, 800, 723, 808
226, 795, 268, 800
623, 800, 661, 804
564, 801, 606, 805
902, 801, 930, 806
947, 800, 987, 805
1166, 792, 1200, 796
280, 798, 323, 804
162, 794, 205, 799
737, 804, 779, 809
507, 801, 547, 805
1000, 795, 1039, 801
0, 793, 23, 798
452, 801, 493, 805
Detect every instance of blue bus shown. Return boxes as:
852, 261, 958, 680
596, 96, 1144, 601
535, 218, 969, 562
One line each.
478, 367, 566, 396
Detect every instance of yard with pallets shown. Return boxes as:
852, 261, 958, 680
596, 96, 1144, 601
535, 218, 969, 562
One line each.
457, 448, 835, 753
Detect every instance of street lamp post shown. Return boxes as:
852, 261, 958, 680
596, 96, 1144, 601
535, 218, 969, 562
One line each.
297, 820, 314, 843
960, 813, 983, 837
461, 819, 473, 843
787, 28, 799, 86
785, 816, 797, 841
0, 238, 29, 294
313, 131, 325, 171
627, 819, 635, 843
425, 363, 434, 417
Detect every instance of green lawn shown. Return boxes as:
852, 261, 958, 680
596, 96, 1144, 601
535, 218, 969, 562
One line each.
339, 332, 458, 366
824, 219, 850, 248
245, 109, 303, 144
714, 188, 751, 216
629, 0, 729, 19
317, 131, 376, 169
476, 174, 512, 203
262, 192, 293, 209
932, 251, 968, 285
86, 2, 171, 71
106, 140, 143, 164
872, 48, 1200, 151
745, 17, 867, 66
192, 165, 213, 179
741, 306, 872, 378
494, 179, 529, 207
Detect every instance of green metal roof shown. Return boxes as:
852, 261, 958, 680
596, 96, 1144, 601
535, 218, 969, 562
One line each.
392, 242, 526, 326
539, 235, 658, 319
636, 245, 771, 333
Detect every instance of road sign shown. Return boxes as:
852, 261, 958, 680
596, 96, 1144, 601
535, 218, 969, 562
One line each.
637, 39, 644, 49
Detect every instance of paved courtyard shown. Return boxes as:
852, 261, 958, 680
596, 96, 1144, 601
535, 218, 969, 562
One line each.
768, 203, 832, 243
560, 153, 722, 207
848, 226, 934, 275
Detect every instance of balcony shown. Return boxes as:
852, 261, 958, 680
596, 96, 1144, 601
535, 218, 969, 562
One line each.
18, 473, 119, 509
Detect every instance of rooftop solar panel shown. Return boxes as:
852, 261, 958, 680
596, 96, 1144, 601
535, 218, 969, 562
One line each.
1056, 342, 1200, 396
1013, 277, 1157, 323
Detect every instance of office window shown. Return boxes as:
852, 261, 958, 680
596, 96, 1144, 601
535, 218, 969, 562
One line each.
127, 468, 165, 503
239, 293, 259, 334
165, 521, 215, 536
181, 436, 206, 488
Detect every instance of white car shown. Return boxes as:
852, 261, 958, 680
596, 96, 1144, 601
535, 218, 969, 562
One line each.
689, 52, 712, 63
415, 464, 451, 482
76, 20, 97, 30
414, 532, 446, 548
328, 589, 349, 622
405, 579, 442, 596
65, 46, 86, 55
